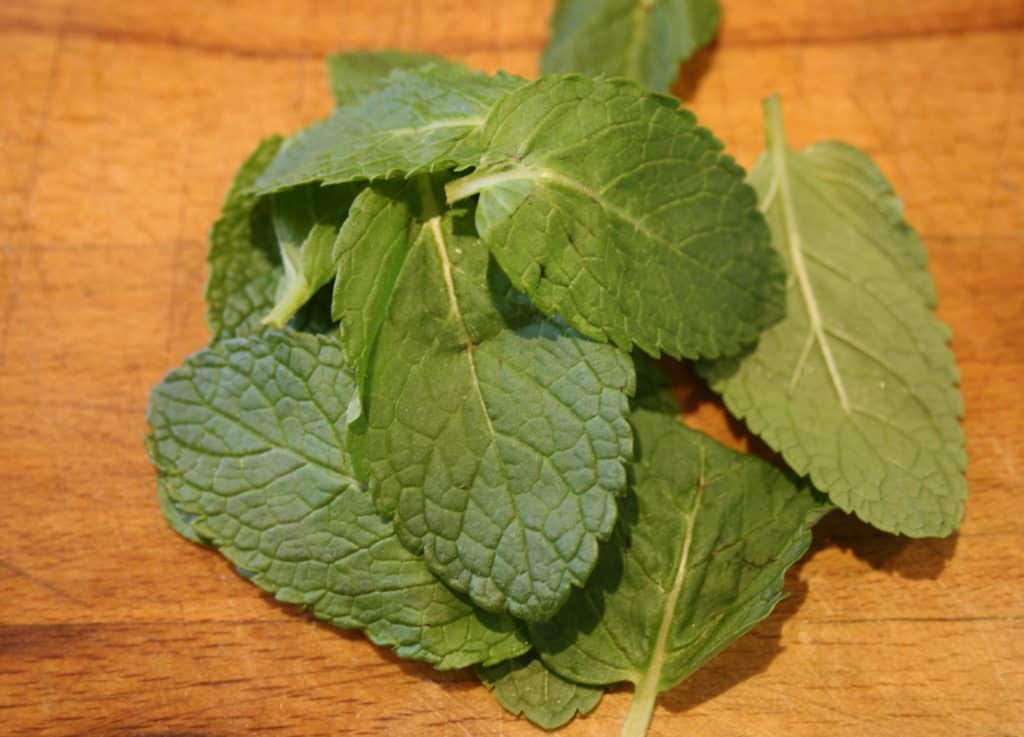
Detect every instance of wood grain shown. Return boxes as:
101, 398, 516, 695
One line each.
1, 1, 1021, 735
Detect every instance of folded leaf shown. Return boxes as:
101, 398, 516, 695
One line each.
155, 484, 208, 545
205, 136, 284, 341
146, 329, 529, 669
334, 177, 636, 622
542, 0, 720, 92
476, 653, 603, 730
253, 68, 525, 194
530, 409, 828, 736
326, 51, 470, 106
699, 95, 967, 537
262, 182, 360, 327
446, 75, 784, 361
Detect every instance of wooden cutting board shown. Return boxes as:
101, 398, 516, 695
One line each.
1, 1, 1021, 735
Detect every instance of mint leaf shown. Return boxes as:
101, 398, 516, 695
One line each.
334, 176, 636, 622
530, 409, 828, 736
206, 136, 284, 342
326, 51, 470, 106
699, 95, 967, 537
542, 0, 720, 92
446, 75, 784, 360
476, 653, 603, 730
262, 182, 359, 327
146, 329, 529, 668
155, 484, 208, 545
253, 68, 525, 195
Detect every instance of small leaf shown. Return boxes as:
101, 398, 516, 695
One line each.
205, 136, 284, 342
326, 51, 471, 106
447, 75, 784, 361
698, 95, 967, 537
530, 409, 828, 736
476, 653, 603, 730
253, 67, 525, 194
542, 0, 720, 92
146, 329, 529, 669
262, 182, 360, 328
334, 177, 636, 621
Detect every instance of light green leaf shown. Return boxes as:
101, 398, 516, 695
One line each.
542, 0, 720, 92
146, 329, 529, 669
205, 136, 284, 342
334, 176, 636, 622
476, 653, 604, 730
253, 68, 525, 195
698, 95, 967, 537
446, 75, 784, 361
262, 182, 359, 328
530, 409, 828, 736
326, 51, 470, 106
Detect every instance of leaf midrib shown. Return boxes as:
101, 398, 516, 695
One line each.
766, 107, 851, 412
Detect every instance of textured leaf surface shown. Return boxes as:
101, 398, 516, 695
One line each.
699, 96, 967, 537
334, 177, 636, 621
155, 484, 208, 545
542, 0, 720, 92
446, 75, 784, 360
531, 409, 827, 735
205, 137, 284, 342
254, 68, 524, 194
326, 51, 470, 106
476, 653, 603, 730
146, 329, 529, 668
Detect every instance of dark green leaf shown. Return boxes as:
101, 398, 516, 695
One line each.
146, 329, 529, 668
333, 177, 636, 621
531, 409, 828, 735
447, 75, 784, 361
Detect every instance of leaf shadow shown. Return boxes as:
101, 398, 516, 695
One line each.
810, 508, 959, 581
670, 40, 720, 104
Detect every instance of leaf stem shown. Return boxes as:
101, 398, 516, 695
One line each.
444, 167, 530, 204
620, 681, 658, 737
261, 278, 310, 328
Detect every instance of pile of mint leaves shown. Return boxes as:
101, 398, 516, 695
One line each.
146, 1, 966, 735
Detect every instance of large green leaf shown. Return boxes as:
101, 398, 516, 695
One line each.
476, 653, 604, 730
699, 95, 967, 537
253, 68, 524, 194
530, 409, 827, 736
542, 0, 720, 92
333, 176, 636, 622
205, 137, 284, 342
446, 75, 784, 361
326, 51, 470, 106
146, 329, 529, 669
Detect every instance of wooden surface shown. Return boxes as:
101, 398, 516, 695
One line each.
1, 1, 1022, 735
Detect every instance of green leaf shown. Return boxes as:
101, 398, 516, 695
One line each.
333, 176, 636, 622
698, 95, 967, 537
476, 653, 603, 730
155, 482, 209, 545
205, 136, 284, 342
262, 182, 359, 328
253, 68, 525, 195
146, 329, 529, 669
530, 408, 828, 737
326, 51, 470, 106
542, 0, 720, 92
446, 75, 784, 361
